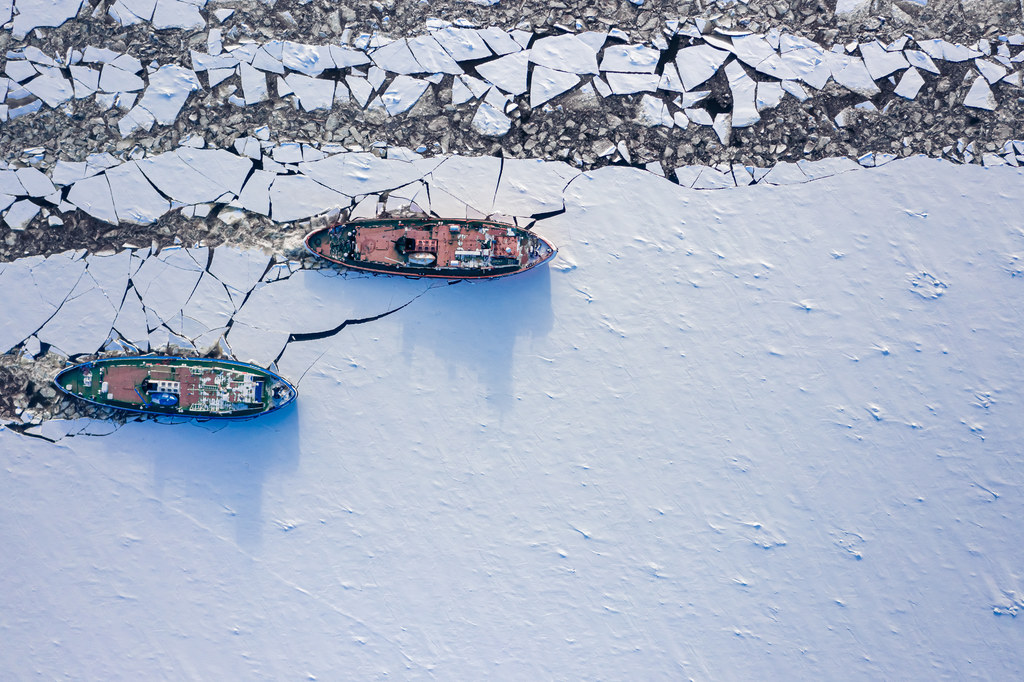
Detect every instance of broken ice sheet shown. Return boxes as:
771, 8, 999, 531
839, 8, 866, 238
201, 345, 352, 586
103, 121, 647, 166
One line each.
779, 46, 831, 90
70, 65, 100, 98
151, 0, 205, 31
824, 52, 881, 98
109, 0, 157, 25
233, 169, 276, 216
471, 88, 512, 137
477, 26, 522, 56
240, 63, 268, 105
328, 44, 370, 69
604, 72, 659, 95
406, 35, 461, 74
11, 0, 84, 39
894, 67, 925, 99
380, 75, 429, 116
686, 108, 713, 126
133, 64, 200, 124
796, 157, 861, 181
23, 68, 73, 107
756, 81, 785, 110
174, 146, 254, 198
66, 172, 117, 223
131, 247, 206, 326
963, 76, 996, 110
15, 167, 55, 197
105, 161, 171, 224
370, 38, 421, 74
858, 40, 909, 80
529, 34, 600, 75
431, 26, 491, 62
37, 270, 119, 357
281, 41, 332, 76
975, 58, 1008, 85
284, 73, 336, 112
761, 160, 809, 185
726, 61, 759, 128
493, 157, 577, 215
177, 272, 236, 335
138, 149, 237, 204
451, 76, 478, 105
675, 44, 730, 90
99, 63, 145, 93
905, 49, 940, 75
599, 44, 660, 73
475, 50, 529, 96
208, 245, 272, 299
427, 155, 502, 215
0, 252, 85, 353
226, 269, 429, 366
636, 94, 673, 128
530, 65, 580, 108
298, 151, 440, 198
345, 76, 374, 107
269, 175, 349, 222
112, 287, 150, 348
3, 199, 40, 230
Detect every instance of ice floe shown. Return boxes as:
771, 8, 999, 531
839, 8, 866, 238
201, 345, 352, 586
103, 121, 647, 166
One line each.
963, 75, 996, 110
859, 40, 909, 80
530, 65, 580, 108
475, 50, 530, 96
11, 0, 84, 39
675, 44, 730, 90
726, 61, 759, 127
3, 26, 1024, 139
471, 88, 512, 137
529, 34, 600, 75
894, 67, 925, 99
379, 75, 429, 116
599, 44, 660, 73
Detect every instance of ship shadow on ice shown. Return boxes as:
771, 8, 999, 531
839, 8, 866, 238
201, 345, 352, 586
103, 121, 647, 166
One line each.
401, 265, 554, 416
145, 403, 300, 550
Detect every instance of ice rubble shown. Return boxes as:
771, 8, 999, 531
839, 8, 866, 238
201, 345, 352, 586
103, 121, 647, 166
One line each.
8, 120, 1024, 231
5, 25, 1023, 139
3, 141, 1022, 369
3, 154, 1024, 681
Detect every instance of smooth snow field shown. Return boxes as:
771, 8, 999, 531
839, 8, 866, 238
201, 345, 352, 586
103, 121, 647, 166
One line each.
3, 156, 1023, 678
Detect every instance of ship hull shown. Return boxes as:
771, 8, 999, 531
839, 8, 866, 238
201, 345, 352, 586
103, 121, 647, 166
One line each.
54, 356, 297, 420
304, 218, 556, 279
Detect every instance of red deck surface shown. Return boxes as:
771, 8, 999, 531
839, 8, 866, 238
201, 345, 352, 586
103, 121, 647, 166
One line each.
315, 223, 523, 267
104, 365, 205, 407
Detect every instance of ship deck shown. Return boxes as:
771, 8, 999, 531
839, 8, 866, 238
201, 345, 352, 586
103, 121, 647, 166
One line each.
306, 219, 549, 279
55, 357, 296, 418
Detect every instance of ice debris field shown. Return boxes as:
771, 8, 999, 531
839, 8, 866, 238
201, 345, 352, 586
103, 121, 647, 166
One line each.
2, 149, 1024, 677
3, 19, 1024, 145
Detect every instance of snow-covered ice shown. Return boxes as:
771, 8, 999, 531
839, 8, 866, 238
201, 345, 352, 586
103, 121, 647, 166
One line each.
471, 88, 512, 137
726, 61, 760, 127
475, 50, 530, 96
3, 155, 1024, 680
675, 43, 730, 90
599, 44, 660, 73
530, 65, 580, 108
529, 34, 600, 75
859, 40, 909, 80
894, 67, 925, 99
964, 75, 996, 110
379, 75, 429, 116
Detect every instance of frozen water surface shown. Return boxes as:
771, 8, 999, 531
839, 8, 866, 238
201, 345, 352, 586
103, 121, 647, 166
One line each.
2, 156, 1023, 678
